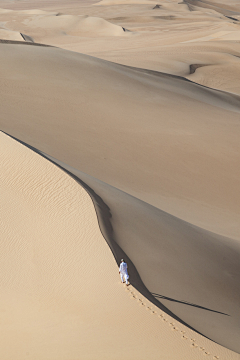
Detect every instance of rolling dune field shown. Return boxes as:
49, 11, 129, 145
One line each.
1, 0, 240, 359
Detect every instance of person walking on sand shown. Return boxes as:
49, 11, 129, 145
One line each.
119, 259, 129, 285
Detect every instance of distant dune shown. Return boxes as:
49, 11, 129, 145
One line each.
0, 0, 240, 358
0, 28, 26, 41
95, 0, 156, 5
0, 2, 240, 94
0, 9, 128, 42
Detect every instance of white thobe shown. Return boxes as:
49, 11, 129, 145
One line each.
119, 262, 129, 284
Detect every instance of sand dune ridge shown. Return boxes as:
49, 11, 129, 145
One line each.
1, 131, 240, 359
1, 0, 240, 358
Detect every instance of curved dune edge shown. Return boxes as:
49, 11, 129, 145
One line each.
0, 9, 128, 38
0, 28, 25, 41
8, 131, 240, 354
0, 130, 239, 360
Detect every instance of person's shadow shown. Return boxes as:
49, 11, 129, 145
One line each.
151, 292, 229, 316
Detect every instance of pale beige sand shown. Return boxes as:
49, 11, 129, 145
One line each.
26, 146, 239, 353
0, 0, 240, 357
0, 0, 240, 93
0, 9, 129, 41
0, 28, 23, 40
1, 42, 240, 352
0, 130, 238, 359
2, 130, 238, 360
0, 43, 240, 242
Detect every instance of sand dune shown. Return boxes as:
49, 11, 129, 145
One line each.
96, 0, 157, 5
23, 13, 127, 36
1, 0, 240, 358
1, 43, 240, 241
0, 28, 24, 40
0, 28, 33, 42
68, 16, 128, 36
0, 9, 128, 40
1, 131, 239, 359
184, 0, 240, 16
2, 130, 238, 360
25, 144, 239, 353
0, 2, 240, 94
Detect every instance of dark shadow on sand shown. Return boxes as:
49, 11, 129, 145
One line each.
152, 293, 229, 316
1, 130, 224, 342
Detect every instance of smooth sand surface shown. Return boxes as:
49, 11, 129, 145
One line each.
26, 146, 240, 353
2, 130, 239, 360
1, 0, 240, 358
0, 43, 240, 242
0, 28, 23, 40
1, 0, 240, 93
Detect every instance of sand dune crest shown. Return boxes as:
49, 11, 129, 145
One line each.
0, 28, 27, 41
0, 0, 240, 358
1, 130, 239, 359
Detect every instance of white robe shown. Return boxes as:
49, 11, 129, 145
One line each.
119, 262, 129, 283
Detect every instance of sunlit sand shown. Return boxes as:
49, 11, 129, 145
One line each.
1, 0, 240, 358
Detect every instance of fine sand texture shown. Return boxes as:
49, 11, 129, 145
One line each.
0, 43, 240, 243
1, 0, 240, 358
1, 1, 240, 94
37, 151, 240, 354
1, 130, 239, 360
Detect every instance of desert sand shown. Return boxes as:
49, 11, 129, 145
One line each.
1, 130, 239, 360
0, 0, 240, 359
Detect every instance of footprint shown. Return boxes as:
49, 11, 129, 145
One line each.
191, 338, 196, 342
204, 352, 211, 356
213, 356, 219, 359
158, 314, 164, 318
163, 318, 168, 322
169, 322, 174, 326
171, 327, 178, 331
182, 336, 188, 340
191, 343, 198, 348
200, 347, 205, 351
151, 311, 156, 315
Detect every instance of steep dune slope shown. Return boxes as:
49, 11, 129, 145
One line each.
18, 144, 240, 353
1, 131, 238, 360
0, 0, 239, 357
0, 43, 240, 241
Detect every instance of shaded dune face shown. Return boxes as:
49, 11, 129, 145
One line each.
0, 29, 240, 359
24, 143, 240, 354
2, 131, 238, 360
184, 0, 240, 16
0, 43, 240, 240
0, 0, 240, 358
